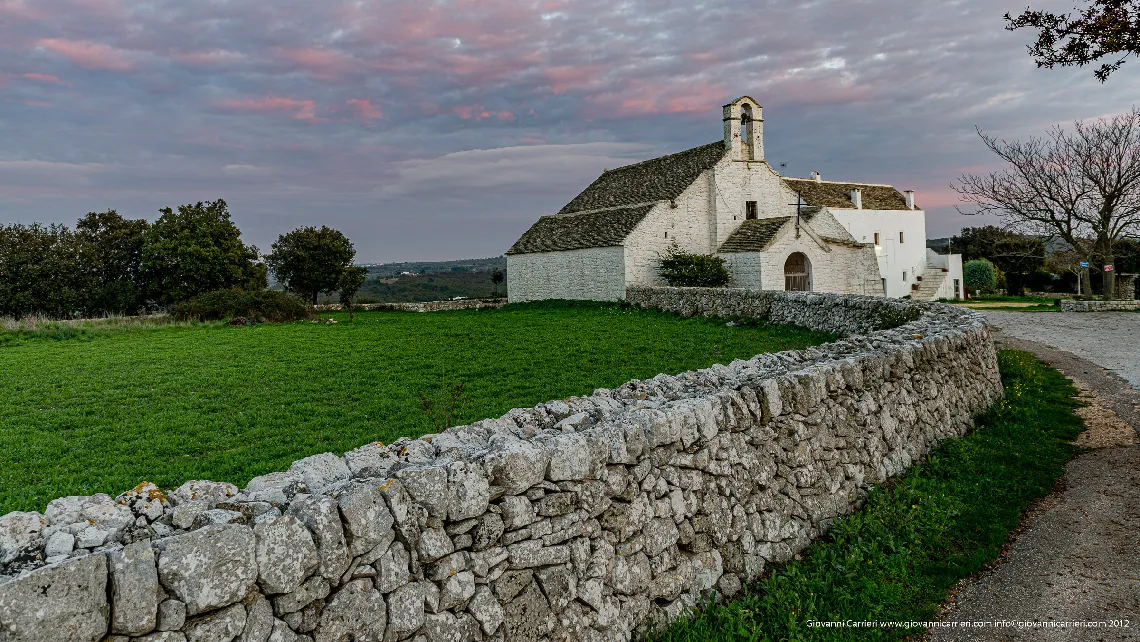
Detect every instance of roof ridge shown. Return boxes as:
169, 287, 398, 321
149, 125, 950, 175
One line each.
602, 140, 725, 174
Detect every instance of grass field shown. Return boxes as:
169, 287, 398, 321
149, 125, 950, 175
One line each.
656, 350, 1083, 641
940, 295, 1063, 313
0, 301, 833, 514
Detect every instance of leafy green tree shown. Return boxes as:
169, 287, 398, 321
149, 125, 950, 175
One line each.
139, 199, 263, 305
0, 223, 85, 318
74, 210, 149, 315
949, 226, 1010, 262
963, 259, 999, 294
265, 226, 356, 304
491, 269, 505, 297
1006, 0, 1140, 81
657, 244, 730, 287
338, 266, 368, 321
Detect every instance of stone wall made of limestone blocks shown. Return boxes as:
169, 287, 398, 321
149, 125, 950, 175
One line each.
1059, 299, 1140, 312
0, 288, 1003, 642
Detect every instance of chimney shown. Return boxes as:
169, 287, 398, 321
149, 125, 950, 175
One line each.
905, 190, 915, 210
851, 188, 863, 210
810, 171, 822, 182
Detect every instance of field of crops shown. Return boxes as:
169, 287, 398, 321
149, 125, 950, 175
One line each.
0, 301, 833, 513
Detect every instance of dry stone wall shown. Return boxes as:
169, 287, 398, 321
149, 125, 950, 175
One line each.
0, 287, 1003, 642
1059, 299, 1140, 312
314, 300, 507, 313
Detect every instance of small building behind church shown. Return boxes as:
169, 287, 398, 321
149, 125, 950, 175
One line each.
506, 96, 964, 302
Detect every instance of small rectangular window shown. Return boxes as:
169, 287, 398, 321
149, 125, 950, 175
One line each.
903, 271, 908, 281
873, 232, 880, 245
746, 201, 758, 220
899, 231, 905, 243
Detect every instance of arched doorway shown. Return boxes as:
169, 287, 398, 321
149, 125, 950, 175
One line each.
784, 252, 812, 291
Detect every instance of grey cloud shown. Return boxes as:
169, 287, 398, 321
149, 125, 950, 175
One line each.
0, 0, 1136, 259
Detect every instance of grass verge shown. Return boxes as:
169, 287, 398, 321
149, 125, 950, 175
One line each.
0, 300, 833, 513
655, 350, 1084, 641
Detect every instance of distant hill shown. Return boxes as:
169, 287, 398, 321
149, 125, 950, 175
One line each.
352, 256, 507, 303
360, 256, 505, 278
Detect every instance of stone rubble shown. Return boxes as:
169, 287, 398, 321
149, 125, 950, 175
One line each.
0, 288, 1002, 642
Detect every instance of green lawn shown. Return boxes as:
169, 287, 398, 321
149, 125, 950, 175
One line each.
0, 301, 833, 514
655, 350, 1083, 641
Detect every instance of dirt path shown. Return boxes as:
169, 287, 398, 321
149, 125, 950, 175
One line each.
929, 332, 1140, 641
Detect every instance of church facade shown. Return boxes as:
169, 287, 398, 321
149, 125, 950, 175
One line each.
506, 96, 964, 302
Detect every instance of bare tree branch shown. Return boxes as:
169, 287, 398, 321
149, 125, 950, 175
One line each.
954, 107, 1140, 297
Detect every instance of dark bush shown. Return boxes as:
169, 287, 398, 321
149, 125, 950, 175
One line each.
658, 245, 730, 287
172, 289, 313, 323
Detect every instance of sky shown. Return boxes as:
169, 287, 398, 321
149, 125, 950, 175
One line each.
1, 0, 1138, 262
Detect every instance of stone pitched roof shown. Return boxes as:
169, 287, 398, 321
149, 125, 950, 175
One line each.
718, 217, 791, 253
558, 141, 727, 214
506, 204, 655, 255
783, 179, 914, 211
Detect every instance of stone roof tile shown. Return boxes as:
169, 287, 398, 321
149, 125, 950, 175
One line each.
718, 217, 791, 253
506, 204, 655, 255
558, 141, 727, 214
783, 179, 914, 211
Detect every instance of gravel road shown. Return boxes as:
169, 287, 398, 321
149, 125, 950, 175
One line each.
983, 312, 1140, 389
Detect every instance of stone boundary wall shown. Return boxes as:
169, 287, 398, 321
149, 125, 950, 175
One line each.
1059, 299, 1140, 312
0, 288, 1003, 642
314, 299, 506, 313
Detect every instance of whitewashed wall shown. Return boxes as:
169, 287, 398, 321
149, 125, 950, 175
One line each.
830, 209, 928, 298
507, 248, 626, 302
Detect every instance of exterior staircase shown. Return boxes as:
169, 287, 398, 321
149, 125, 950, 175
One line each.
911, 268, 949, 301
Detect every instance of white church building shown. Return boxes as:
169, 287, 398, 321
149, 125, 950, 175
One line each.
506, 96, 964, 302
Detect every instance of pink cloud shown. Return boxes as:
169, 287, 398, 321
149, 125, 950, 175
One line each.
543, 66, 602, 94
219, 96, 320, 121
908, 187, 962, 209
173, 50, 246, 68
22, 99, 53, 107
451, 106, 515, 121
21, 73, 70, 87
36, 38, 132, 71
277, 47, 354, 79
347, 98, 382, 120
591, 81, 729, 117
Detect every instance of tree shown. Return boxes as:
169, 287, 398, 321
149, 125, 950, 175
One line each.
964, 259, 998, 294
265, 226, 356, 304
1006, 1, 1140, 81
991, 235, 1046, 296
954, 109, 1140, 299
338, 266, 368, 321
74, 210, 149, 315
950, 226, 1016, 262
140, 199, 263, 305
0, 223, 84, 318
1045, 244, 1089, 294
491, 269, 504, 297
